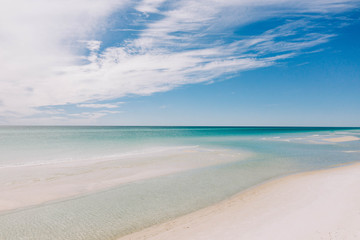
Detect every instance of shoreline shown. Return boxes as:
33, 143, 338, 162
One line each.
120, 162, 360, 240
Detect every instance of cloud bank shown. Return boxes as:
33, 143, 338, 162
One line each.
0, 0, 358, 123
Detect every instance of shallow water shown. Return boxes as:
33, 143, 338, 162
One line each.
0, 127, 359, 239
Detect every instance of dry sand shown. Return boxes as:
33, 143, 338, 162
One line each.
120, 162, 360, 240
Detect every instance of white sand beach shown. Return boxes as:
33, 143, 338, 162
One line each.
120, 162, 360, 240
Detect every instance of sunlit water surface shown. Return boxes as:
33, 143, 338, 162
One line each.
0, 127, 359, 239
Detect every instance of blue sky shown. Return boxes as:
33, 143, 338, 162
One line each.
0, 0, 359, 126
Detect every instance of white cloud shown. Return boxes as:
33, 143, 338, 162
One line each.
0, 0, 129, 118
135, 0, 167, 14
77, 103, 123, 109
69, 110, 122, 119
0, 0, 358, 123
84, 40, 102, 52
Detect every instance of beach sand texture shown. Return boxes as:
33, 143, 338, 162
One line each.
120, 163, 360, 240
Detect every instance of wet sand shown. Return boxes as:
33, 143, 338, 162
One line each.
120, 162, 360, 240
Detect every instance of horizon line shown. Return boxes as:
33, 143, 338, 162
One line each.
0, 125, 359, 128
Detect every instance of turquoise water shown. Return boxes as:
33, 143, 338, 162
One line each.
0, 126, 359, 239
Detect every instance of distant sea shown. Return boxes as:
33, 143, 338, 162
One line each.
0, 126, 359, 240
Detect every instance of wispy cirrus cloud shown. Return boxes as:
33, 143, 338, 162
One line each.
77, 102, 124, 109
0, 0, 358, 124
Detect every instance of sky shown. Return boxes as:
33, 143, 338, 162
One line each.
0, 0, 359, 126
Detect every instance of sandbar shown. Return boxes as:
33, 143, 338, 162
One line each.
323, 136, 360, 142
0, 146, 249, 212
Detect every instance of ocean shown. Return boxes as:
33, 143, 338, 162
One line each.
0, 126, 359, 239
